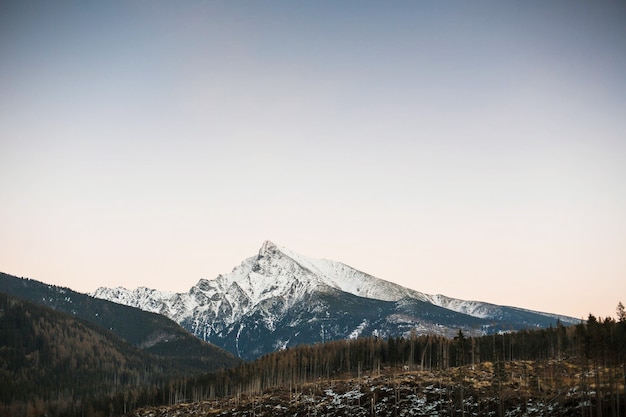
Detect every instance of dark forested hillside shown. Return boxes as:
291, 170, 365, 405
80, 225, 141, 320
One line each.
0, 293, 201, 416
0, 272, 240, 372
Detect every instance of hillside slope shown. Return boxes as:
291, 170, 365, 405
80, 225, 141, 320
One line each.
0, 293, 187, 416
0, 272, 241, 371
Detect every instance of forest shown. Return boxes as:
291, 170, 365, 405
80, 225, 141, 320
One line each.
2, 291, 625, 417
145, 309, 626, 416
97, 313, 626, 415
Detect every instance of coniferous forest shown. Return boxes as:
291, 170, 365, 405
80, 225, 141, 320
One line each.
131, 310, 626, 417
2, 290, 625, 416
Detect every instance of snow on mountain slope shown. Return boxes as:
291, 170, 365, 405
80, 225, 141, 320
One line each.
91, 240, 557, 325
92, 286, 174, 315
265, 241, 430, 302
425, 293, 580, 325
93, 240, 428, 326
425, 294, 501, 319
92, 240, 579, 359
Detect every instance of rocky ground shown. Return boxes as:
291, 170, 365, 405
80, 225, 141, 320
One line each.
126, 360, 617, 417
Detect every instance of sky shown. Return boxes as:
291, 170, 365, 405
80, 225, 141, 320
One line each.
1, 1, 625, 321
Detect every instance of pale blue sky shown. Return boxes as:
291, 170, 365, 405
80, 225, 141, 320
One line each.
1, 1, 625, 319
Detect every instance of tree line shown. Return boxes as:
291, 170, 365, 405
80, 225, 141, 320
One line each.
127, 305, 626, 416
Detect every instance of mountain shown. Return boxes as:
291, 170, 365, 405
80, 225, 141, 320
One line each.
92, 241, 579, 360
0, 292, 184, 416
0, 272, 241, 371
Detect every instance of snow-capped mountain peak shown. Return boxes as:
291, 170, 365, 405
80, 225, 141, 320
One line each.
249, 240, 429, 303
258, 239, 279, 257
93, 241, 425, 338
92, 241, 579, 360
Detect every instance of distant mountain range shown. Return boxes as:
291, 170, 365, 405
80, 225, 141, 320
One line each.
92, 241, 579, 360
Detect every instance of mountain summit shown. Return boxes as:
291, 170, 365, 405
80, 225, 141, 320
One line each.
93, 241, 578, 359
253, 240, 428, 302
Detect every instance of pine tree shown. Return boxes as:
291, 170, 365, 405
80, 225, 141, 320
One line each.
617, 302, 626, 323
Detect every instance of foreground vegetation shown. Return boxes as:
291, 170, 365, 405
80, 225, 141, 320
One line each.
2, 289, 625, 416
124, 307, 626, 416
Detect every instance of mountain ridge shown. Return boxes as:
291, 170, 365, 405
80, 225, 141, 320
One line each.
92, 240, 579, 360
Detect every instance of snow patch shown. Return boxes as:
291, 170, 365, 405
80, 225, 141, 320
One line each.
348, 319, 369, 340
